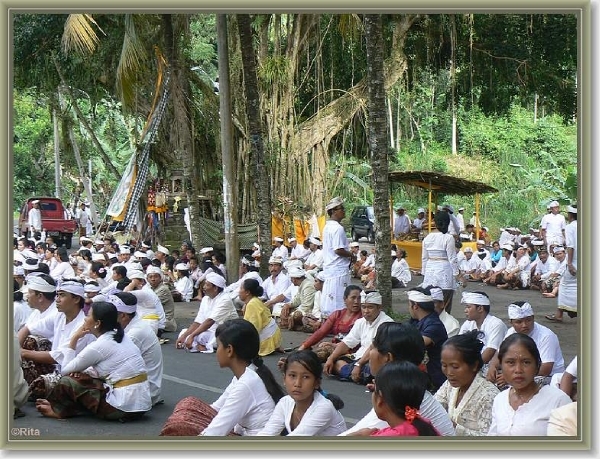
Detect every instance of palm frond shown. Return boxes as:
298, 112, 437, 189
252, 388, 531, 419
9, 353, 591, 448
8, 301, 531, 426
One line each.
116, 15, 147, 109
62, 14, 104, 55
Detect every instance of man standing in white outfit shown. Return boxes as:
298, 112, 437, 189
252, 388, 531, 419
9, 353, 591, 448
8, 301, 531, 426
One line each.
540, 200, 566, 252
28, 200, 43, 239
321, 197, 353, 318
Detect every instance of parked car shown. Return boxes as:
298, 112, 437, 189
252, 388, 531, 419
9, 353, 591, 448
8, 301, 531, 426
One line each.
350, 205, 375, 243
19, 197, 77, 248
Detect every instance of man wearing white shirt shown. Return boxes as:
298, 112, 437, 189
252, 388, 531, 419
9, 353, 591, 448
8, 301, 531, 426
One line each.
262, 256, 292, 317
23, 274, 59, 331
458, 291, 507, 375
271, 237, 289, 263
304, 237, 324, 276
393, 206, 411, 239
321, 197, 353, 318
288, 237, 311, 262
458, 247, 483, 283
540, 200, 566, 251
323, 291, 393, 385
411, 208, 427, 231
176, 273, 238, 353
486, 301, 565, 387
28, 200, 43, 239
456, 207, 466, 232
224, 255, 263, 309
546, 205, 578, 322
18, 279, 95, 389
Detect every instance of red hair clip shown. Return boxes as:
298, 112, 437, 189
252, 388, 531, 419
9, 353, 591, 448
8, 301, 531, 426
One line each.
405, 406, 419, 422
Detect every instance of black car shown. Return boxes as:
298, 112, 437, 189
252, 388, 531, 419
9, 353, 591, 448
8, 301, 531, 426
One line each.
350, 205, 375, 243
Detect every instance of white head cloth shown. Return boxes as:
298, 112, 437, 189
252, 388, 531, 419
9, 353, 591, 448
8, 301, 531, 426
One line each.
84, 283, 102, 293
364, 291, 382, 305
407, 290, 433, 304
26, 274, 56, 293
325, 196, 344, 211
429, 287, 444, 302
57, 280, 85, 298
206, 272, 226, 289
507, 302, 534, 319
146, 266, 163, 277
107, 294, 136, 314
461, 291, 491, 306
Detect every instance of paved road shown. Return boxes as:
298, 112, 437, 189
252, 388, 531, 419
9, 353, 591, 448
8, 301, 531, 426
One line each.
10, 238, 578, 443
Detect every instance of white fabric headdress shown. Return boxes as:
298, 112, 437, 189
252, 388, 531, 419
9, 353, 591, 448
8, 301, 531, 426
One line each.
461, 291, 490, 306
507, 302, 534, 319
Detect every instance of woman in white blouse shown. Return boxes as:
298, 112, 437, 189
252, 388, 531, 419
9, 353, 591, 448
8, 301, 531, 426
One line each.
173, 263, 194, 302
49, 247, 75, 282
35, 301, 151, 421
257, 350, 346, 436
199, 319, 285, 436
487, 333, 571, 436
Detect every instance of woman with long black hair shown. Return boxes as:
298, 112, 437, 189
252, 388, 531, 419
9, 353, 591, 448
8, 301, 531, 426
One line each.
35, 301, 151, 421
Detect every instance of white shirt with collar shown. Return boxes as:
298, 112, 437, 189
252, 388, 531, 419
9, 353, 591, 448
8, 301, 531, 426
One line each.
341, 311, 394, 360
505, 322, 565, 376
28, 308, 96, 369
124, 315, 163, 406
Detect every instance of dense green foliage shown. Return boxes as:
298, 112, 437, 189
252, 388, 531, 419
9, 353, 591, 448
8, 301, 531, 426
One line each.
12, 12, 578, 233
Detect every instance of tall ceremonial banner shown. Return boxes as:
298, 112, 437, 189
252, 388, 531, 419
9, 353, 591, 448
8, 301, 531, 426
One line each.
105, 154, 137, 221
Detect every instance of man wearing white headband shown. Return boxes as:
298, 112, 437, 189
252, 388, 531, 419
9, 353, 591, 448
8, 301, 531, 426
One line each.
83, 281, 102, 315
145, 266, 174, 338
110, 291, 164, 406
427, 285, 459, 338
486, 301, 565, 388
22, 274, 58, 328
262, 256, 292, 317
540, 200, 566, 252
539, 246, 567, 298
324, 290, 393, 385
288, 237, 311, 264
176, 272, 238, 353
458, 291, 507, 375
279, 267, 316, 331
223, 255, 263, 310
321, 197, 353, 318
119, 268, 167, 340
546, 204, 578, 323
303, 237, 324, 277
406, 287, 448, 391
271, 236, 289, 263
18, 279, 95, 393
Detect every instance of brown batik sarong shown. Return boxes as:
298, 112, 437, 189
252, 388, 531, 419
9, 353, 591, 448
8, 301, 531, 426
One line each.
46, 373, 145, 421
21, 335, 55, 386
160, 396, 238, 436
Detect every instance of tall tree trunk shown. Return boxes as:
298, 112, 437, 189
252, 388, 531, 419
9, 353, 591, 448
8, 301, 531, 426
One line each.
217, 14, 240, 283
450, 14, 458, 154
162, 15, 204, 247
364, 14, 392, 309
237, 14, 272, 277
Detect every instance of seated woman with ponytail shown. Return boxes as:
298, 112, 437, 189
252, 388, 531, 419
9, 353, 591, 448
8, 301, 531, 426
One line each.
161, 318, 285, 436
35, 301, 152, 421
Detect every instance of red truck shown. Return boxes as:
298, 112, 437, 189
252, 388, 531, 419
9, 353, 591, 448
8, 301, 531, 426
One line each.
19, 197, 77, 249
